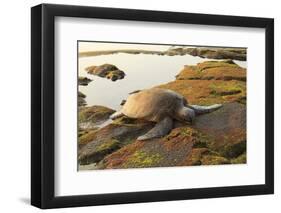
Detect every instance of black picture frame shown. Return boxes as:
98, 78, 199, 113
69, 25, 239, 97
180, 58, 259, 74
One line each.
31, 3, 274, 209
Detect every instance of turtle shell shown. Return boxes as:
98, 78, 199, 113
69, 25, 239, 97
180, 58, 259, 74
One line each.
122, 88, 185, 122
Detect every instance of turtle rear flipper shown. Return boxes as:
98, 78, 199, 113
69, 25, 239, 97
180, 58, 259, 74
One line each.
188, 104, 222, 115
137, 117, 173, 141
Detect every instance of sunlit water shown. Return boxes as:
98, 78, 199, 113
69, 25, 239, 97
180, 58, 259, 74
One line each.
78, 53, 246, 110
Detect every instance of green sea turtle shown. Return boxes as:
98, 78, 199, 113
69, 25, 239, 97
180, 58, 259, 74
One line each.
110, 88, 222, 140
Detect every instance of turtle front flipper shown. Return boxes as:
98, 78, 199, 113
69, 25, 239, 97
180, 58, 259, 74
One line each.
110, 111, 124, 120
137, 117, 173, 141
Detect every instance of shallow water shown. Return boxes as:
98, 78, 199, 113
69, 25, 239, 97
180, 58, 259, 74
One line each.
78, 53, 246, 110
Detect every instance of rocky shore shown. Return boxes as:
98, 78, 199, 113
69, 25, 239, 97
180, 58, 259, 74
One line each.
79, 47, 246, 61
166, 47, 246, 61
78, 59, 246, 170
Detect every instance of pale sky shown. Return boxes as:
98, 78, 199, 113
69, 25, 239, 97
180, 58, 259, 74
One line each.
78, 41, 173, 52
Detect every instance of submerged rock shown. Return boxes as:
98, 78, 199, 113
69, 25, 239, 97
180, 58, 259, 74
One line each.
79, 76, 92, 86
85, 64, 125, 81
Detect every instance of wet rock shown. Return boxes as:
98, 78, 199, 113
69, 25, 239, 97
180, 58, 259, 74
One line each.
189, 102, 247, 164
79, 76, 92, 86
98, 102, 245, 169
176, 60, 246, 81
194, 102, 246, 150
158, 60, 246, 105
180, 148, 230, 166
79, 105, 115, 129
78, 91, 86, 106
167, 47, 246, 61
98, 127, 195, 169
158, 79, 246, 105
78, 121, 154, 165
193, 48, 246, 61
166, 46, 186, 56
78, 91, 86, 98
231, 152, 246, 164
79, 128, 99, 146
85, 64, 125, 81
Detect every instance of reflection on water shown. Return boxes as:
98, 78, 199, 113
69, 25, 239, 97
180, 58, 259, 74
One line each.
78, 53, 247, 110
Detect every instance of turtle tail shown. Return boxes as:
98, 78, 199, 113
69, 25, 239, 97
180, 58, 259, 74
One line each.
187, 104, 222, 115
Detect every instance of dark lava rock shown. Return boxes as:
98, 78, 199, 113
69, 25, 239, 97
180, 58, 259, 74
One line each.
78, 91, 86, 106
85, 64, 125, 81
79, 105, 115, 129
79, 76, 92, 86
167, 47, 247, 61
158, 60, 246, 105
97, 102, 246, 169
78, 121, 154, 165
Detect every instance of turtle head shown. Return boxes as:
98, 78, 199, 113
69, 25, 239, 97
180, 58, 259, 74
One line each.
177, 107, 195, 124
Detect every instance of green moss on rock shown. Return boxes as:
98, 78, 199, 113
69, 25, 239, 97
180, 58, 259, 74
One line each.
79, 76, 92, 86
79, 105, 115, 124
79, 129, 98, 145
209, 81, 245, 96
78, 91, 87, 106
231, 152, 247, 164
79, 139, 122, 165
220, 140, 246, 158
158, 79, 246, 105
123, 151, 162, 168
86, 64, 125, 81
183, 148, 209, 165
201, 155, 230, 165
158, 60, 246, 105
176, 60, 246, 81
95, 139, 121, 153
112, 116, 138, 125
181, 147, 229, 166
